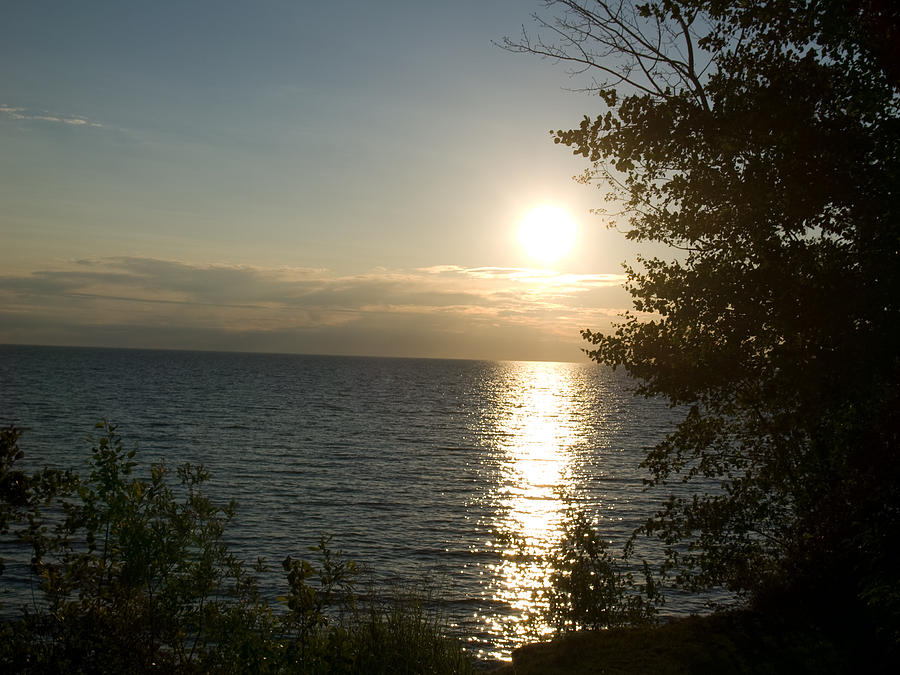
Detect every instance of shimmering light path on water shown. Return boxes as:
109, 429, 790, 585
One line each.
0, 346, 690, 660
484, 362, 580, 643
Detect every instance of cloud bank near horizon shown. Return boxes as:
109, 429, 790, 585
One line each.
0, 257, 631, 362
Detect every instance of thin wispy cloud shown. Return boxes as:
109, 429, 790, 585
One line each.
1, 104, 103, 128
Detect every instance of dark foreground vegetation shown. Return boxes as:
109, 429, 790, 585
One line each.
3, 423, 892, 673
495, 609, 890, 675
0, 423, 473, 674
502, 0, 900, 666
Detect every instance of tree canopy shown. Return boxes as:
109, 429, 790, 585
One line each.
506, 0, 899, 641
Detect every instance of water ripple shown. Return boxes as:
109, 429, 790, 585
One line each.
0, 346, 691, 659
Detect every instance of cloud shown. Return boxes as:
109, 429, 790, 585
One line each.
1, 104, 103, 128
419, 264, 625, 285
0, 257, 632, 361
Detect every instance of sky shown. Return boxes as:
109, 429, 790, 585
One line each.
1, 0, 649, 362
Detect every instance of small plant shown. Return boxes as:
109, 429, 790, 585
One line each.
277, 539, 474, 673
544, 510, 661, 633
278, 535, 361, 671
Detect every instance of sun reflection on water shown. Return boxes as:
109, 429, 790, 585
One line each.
480, 361, 582, 652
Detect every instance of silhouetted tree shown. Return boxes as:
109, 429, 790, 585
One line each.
505, 0, 899, 639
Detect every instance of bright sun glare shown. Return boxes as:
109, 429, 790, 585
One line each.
518, 205, 578, 265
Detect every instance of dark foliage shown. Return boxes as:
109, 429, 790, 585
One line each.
543, 511, 661, 633
505, 0, 900, 647
0, 423, 472, 673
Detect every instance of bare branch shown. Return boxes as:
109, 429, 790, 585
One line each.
500, 1, 716, 105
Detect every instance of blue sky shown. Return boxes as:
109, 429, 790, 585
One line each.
1, 0, 644, 361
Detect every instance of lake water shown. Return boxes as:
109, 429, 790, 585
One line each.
0, 345, 699, 660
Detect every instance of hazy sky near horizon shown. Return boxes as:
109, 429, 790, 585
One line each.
1, 0, 649, 362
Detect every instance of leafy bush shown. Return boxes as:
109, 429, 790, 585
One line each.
0, 422, 473, 673
544, 511, 661, 633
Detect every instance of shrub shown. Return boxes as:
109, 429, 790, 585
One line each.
544, 510, 661, 633
0, 422, 473, 673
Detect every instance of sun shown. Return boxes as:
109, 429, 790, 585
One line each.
517, 205, 578, 265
